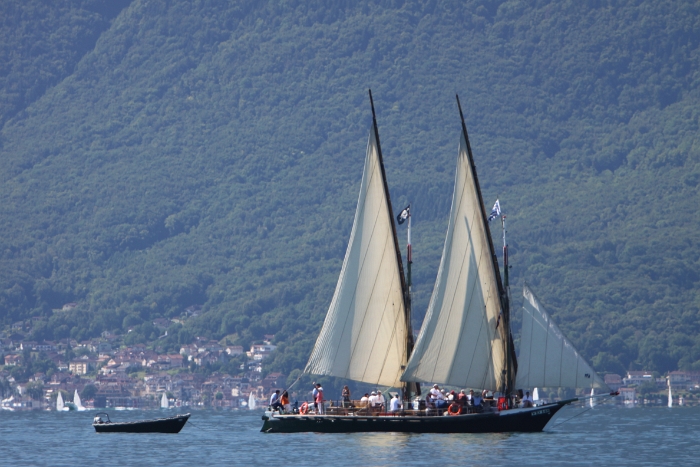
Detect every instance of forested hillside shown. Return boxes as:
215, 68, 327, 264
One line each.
1, 0, 699, 378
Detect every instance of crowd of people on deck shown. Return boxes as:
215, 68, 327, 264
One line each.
266, 382, 538, 415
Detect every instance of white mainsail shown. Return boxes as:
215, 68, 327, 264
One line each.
401, 131, 506, 391
74, 389, 85, 411
248, 391, 257, 410
516, 286, 609, 391
304, 129, 408, 387
161, 392, 169, 409
56, 392, 65, 411
533, 387, 539, 402
668, 382, 673, 408
590, 388, 595, 408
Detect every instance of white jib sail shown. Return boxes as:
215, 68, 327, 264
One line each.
516, 286, 609, 391
161, 392, 169, 409
56, 392, 64, 411
401, 132, 506, 391
304, 130, 408, 387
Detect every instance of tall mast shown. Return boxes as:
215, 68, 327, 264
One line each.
368, 90, 414, 401
455, 95, 514, 398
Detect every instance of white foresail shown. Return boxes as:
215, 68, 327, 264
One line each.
305, 130, 408, 387
401, 132, 506, 391
516, 286, 609, 390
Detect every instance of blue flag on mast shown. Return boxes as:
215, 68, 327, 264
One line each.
487, 199, 501, 222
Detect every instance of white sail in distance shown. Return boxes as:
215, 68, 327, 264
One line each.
516, 286, 609, 391
304, 129, 408, 387
248, 392, 256, 410
161, 392, 169, 409
401, 131, 507, 391
74, 389, 85, 411
56, 392, 64, 411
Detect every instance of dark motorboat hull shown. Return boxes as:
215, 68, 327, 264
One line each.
93, 413, 190, 433
261, 401, 573, 434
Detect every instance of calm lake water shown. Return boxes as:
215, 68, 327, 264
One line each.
2, 405, 699, 466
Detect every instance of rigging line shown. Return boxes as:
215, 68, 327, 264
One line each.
549, 406, 593, 429
548, 402, 600, 429
284, 374, 302, 394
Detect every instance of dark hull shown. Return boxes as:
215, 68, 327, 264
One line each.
93, 413, 190, 433
261, 401, 573, 434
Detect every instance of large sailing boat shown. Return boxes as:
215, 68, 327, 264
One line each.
261, 94, 612, 433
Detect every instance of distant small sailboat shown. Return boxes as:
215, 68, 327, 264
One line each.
668, 381, 673, 408
590, 388, 595, 408
56, 392, 65, 411
679, 396, 684, 406
161, 393, 169, 409
248, 392, 256, 410
533, 388, 539, 404
1, 396, 15, 411
74, 389, 86, 411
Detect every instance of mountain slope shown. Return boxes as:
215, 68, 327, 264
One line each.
1, 0, 699, 376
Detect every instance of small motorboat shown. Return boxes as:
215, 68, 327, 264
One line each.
92, 412, 190, 433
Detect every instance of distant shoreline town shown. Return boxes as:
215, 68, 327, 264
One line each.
1, 315, 287, 410
1, 318, 698, 411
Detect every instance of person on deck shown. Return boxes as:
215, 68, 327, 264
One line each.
434, 388, 447, 409
522, 391, 534, 408
341, 385, 351, 408
376, 390, 386, 411
425, 392, 435, 408
389, 393, 402, 412
457, 390, 467, 407
270, 390, 282, 411
280, 391, 291, 413
472, 390, 483, 412
312, 383, 319, 412
368, 391, 378, 408
360, 393, 370, 407
315, 383, 325, 414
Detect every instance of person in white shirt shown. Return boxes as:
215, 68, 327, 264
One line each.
389, 393, 401, 412
368, 391, 379, 408
522, 391, 534, 408
360, 393, 370, 407
269, 390, 282, 411
376, 390, 386, 411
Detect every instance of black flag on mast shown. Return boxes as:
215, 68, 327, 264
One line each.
397, 205, 410, 225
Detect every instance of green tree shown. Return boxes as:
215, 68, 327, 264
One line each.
81, 384, 97, 401
25, 381, 43, 400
